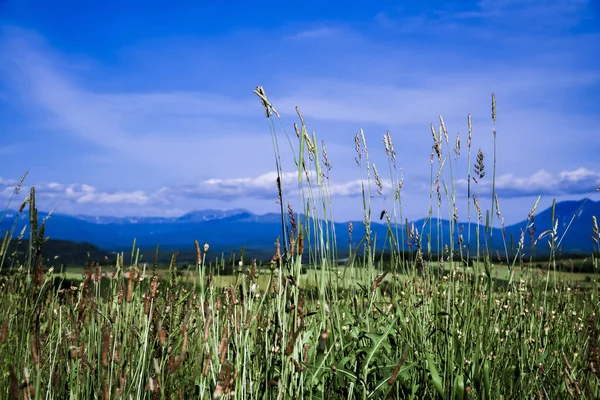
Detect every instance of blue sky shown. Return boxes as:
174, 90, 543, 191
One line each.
1, 0, 599, 224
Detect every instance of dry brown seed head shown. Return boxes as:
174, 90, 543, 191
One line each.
372, 271, 389, 292
8, 365, 19, 399
303, 344, 310, 363
101, 325, 110, 368
203, 351, 212, 377
0, 317, 8, 344
30, 335, 40, 367
204, 313, 213, 343
270, 237, 282, 266
218, 324, 229, 363
287, 203, 297, 232
194, 240, 202, 266
388, 345, 410, 386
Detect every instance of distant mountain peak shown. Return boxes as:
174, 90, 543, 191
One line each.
177, 208, 253, 222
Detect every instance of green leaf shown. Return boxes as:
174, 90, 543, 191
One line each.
363, 323, 396, 379
453, 374, 465, 400
426, 352, 444, 397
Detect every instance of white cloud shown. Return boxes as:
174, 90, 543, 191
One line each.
157, 170, 388, 201
0, 170, 393, 212
77, 190, 149, 205
457, 167, 600, 197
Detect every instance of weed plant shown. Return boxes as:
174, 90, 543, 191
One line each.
0, 90, 598, 399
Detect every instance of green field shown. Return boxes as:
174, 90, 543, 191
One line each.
53, 262, 600, 290
1, 92, 599, 399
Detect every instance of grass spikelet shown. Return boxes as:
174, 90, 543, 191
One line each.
430, 124, 442, 161
253, 85, 279, 118
439, 115, 449, 144
473, 149, 485, 183
354, 133, 362, 166
384, 130, 396, 164
321, 140, 332, 177
473, 196, 483, 223
373, 163, 383, 195
454, 132, 461, 159
492, 92, 496, 124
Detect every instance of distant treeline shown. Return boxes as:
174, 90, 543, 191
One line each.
367, 251, 599, 274
1, 239, 598, 275
1, 238, 114, 270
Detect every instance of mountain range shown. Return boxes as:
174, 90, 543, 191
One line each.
1, 199, 599, 256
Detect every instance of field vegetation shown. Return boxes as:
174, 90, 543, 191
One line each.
0, 89, 599, 399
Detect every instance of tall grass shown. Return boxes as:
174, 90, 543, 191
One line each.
0, 89, 598, 399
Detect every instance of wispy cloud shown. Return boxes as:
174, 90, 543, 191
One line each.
285, 27, 339, 40
0, 27, 275, 179
273, 70, 600, 127
377, 0, 592, 31
474, 0, 589, 21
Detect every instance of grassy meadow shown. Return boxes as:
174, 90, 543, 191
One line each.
1, 90, 599, 399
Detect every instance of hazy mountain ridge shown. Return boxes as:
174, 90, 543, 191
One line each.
1, 199, 598, 255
